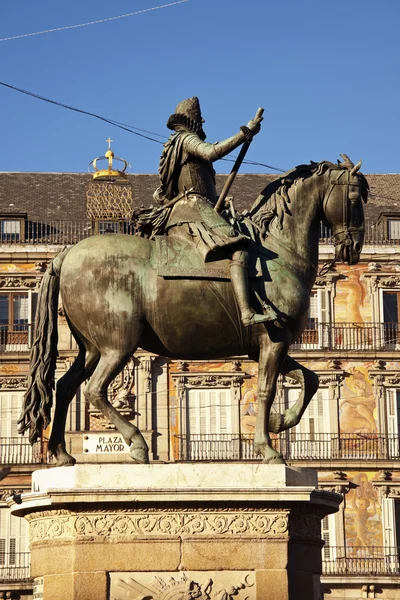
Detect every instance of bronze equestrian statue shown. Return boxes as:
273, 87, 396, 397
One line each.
19, 101, 368, 466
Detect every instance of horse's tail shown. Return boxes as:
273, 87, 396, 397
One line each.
18, 247, 70, 444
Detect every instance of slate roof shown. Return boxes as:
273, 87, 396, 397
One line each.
0, 171, 399, 223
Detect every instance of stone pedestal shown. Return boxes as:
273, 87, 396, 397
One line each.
10, 464, 341, 600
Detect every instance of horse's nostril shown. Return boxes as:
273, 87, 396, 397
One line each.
355, 242, 361, 253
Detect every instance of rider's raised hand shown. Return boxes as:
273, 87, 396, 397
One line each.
247, 114, 263, 135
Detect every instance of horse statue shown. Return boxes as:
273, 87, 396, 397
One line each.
18, 155, 368, 466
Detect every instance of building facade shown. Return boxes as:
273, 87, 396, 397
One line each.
0, 155, 400, 599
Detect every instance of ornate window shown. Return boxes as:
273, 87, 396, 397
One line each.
0, 505, 29, 578
172, 369, 249, 461
365, 269, 400, 349
385, 388, 400, 458
282, 387, 331, 458
0, 292, 29, 350
294, 276, 337, 349
322, 513, 337, 561
0, 389, 38, 464
370, 369, 400, 458
276, 370, 343, 460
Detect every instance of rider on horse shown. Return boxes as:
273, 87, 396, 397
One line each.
152, 96, 277, 327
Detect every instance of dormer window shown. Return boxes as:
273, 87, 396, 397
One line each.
388, 219, 400, 240
1, 220, 21, 241
376, 212, 400, 241
0, 214, 26, 242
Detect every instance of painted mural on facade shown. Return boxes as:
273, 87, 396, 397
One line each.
345, 471, 383, 553
334, 264, 371, 323
340, 364, 376, 435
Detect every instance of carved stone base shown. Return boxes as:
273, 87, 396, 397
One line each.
10, 464, 341, 600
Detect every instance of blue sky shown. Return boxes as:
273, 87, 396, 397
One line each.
1, 0, 399, 175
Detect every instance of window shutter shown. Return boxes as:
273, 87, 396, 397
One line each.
188, 389, 234, 436
209, 391, 218, 434
0, 393, 21, 438
13, 295, 28, 325
308, 293, 318, 328
321, 514, 336, 560
219, 390, 230, 434
388, 220, 400, 240
199, 391, 207, 434
188, 390, 199, 434
318, 289, 329, 324
387, 389, 399, 436
0, 394, 10, 438
0, 509, 6, 565
17, 516, 29, 555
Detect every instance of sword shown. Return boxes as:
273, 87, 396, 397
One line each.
214, 107, 264, 214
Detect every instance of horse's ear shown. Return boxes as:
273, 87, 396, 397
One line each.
350, 160, 362, 175
338, 154, 354, 168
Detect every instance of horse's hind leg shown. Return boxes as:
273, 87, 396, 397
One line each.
84, 350, 149, 464
268, 355, 319, 434
48, 345, 99, 466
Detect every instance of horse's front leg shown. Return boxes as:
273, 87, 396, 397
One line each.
254, 331, 289, 464
268, 355, 319, 434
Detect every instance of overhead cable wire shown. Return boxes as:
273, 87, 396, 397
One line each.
0, 79, 287, 173
0, 1, 189, 42
0, 80, 164, 144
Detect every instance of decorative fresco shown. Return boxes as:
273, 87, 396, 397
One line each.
339, 364, 376, 435
0, 263, 42, 273
334, 264, 371, 323
345, 471, 383, 554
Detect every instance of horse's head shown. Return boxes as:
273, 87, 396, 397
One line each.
321, 154, 368, 265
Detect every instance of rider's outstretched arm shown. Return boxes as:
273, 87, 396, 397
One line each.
182, 115, 262, 162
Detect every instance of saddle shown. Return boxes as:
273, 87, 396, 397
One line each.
154, 235, 264, 280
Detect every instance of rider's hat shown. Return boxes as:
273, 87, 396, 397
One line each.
167, 97, 206, 139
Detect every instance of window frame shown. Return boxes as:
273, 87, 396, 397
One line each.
0, 291, 32, 350
0, 214, 27, 243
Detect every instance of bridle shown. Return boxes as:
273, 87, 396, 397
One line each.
319, 166, 365, 276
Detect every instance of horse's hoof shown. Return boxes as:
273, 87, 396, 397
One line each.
268, 413, 285, 434
55, 454, 76, 467
130, 443, 149, 464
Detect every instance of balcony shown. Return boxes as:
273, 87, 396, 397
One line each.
0, 324, 32, 352
322, 547, 400, 576
0, 220, 135, 245
0, 553, 30, 582
0, 437, 42, 464
0, 218, 398, 246
292, 322, 400, 351
174, 433, 400, 462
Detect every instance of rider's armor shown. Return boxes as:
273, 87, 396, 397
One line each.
153, 97, 276, 327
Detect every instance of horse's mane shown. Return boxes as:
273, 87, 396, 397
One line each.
247, 157, 369, 235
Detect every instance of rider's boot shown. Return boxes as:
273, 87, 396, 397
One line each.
230, 250, 277, 327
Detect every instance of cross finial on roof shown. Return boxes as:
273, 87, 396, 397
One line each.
106, 137, 113, 150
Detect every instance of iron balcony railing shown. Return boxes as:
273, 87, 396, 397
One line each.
5, 322, 398, 353
0, 437, 42, 464
0, 552, 30, 582
0, 324, 33, 352
174, 433, 400, 461
322, 547, 400, 576
0, 219, 399, 246
0, 220, 136, 245
292, 322, 400, 351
